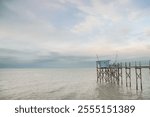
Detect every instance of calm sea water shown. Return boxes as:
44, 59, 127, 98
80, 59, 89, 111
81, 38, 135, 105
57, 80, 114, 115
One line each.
0, 68, 150, 100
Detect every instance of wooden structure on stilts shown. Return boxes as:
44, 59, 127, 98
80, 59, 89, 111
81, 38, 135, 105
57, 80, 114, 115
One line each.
96, 60, 150, 90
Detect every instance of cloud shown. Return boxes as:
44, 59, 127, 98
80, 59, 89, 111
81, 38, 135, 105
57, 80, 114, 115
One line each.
0, 48, 95, 68
72, 15, 104, 33
144, 28, 150, 37
0, 0, 150, 68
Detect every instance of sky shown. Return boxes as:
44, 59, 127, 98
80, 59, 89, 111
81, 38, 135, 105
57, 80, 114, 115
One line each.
0, 0, 150, 68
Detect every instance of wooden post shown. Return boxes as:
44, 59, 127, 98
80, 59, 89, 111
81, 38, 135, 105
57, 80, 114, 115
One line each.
117, 63, 123, 85
125, 62, 128, 87
135, 61, 138, 90
96, 61, 98, 82
108, 68, 110, 82
121, 63, 123, 85
117, 63, 119, 85
99, 68, 102, 83
105, 68, 108, 83
106, 68, 109, 83
135, 61, 142, 90
139, 62, 142, 90
116, 63, 119, 85
101, 68, 104, 82
125, 62, 131, 87
129, 62, 131, 88
110, 68, 112, 83
120, 63, 123, 85
104, 68, 106, 83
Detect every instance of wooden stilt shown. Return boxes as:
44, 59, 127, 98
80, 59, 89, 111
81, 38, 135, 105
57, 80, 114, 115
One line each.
135, 61, 138, 90
120, 63, 123, 85
135, 61, 142, 90
129, 62, 131, 88
139, 62, 142, 90
125, 62, 131, 87
125, 62, 128, 87
96, 62, 99, 83
96, 60, 150, 90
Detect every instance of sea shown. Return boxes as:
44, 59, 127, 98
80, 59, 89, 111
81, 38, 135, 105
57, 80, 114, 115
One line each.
0, 68, 150, 100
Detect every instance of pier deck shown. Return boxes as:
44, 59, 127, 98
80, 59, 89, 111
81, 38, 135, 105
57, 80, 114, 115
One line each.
96, 61, 150, 90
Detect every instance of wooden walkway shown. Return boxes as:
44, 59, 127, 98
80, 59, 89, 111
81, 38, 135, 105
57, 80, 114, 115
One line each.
96, 61, 150, 90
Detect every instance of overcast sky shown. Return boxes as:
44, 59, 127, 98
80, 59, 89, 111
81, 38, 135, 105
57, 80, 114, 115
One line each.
0, 0, 150, 68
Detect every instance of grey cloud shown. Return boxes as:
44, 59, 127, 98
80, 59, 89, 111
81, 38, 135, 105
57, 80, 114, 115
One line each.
0, 48, 95, 68
0, 48, 37, 57
33, 54, 95, 68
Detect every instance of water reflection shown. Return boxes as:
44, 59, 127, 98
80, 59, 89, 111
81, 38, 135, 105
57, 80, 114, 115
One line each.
0, 68, 150, 100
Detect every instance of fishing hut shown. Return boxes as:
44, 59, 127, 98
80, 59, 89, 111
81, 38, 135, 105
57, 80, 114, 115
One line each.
96, 60, 150, 90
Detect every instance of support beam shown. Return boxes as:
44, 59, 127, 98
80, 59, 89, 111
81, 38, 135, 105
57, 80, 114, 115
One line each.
135, 61, 142, 90
125, 62, 131, 87
96, 60, 149, 90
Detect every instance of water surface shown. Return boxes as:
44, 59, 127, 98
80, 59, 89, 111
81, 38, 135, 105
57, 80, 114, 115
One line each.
0, 68, 150, 100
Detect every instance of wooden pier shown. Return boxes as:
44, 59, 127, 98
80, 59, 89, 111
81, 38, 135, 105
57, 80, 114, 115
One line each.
96, 60, 150, 90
